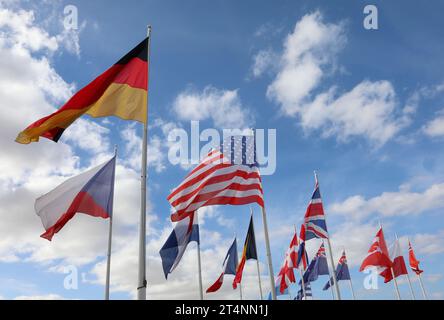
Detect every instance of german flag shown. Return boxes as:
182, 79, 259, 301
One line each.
16, 37, 149, 144
232, 215, 258, 289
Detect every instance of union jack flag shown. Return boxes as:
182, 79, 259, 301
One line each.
303, 174, 329, 240
296, 224, 309, 270
168, 133, 264, 222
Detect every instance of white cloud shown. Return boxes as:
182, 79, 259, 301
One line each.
264, 11, 408, 145
423, 113, 444, 137
330, 183, 444, 219
173, 86, 251, 129
250, 48, 278, 78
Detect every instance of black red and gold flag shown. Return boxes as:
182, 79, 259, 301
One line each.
232, 215, 258, 289
16, 37, 149, 144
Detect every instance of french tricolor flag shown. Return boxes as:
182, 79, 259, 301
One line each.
35, 156, 116, 241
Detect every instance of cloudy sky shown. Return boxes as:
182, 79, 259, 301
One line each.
1, 0, 444, 300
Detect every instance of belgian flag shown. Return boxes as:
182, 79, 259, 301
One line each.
232, 215, 258, 289
16, 37, 149, 144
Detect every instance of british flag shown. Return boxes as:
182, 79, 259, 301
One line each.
303, 174, 329, 240
168, 133, 264, 222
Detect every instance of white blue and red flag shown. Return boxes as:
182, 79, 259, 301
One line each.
207, 237, 239, 293
303, 175, 329, 240
159, 213, 200, 279
35, 156, 116, 241
296, 224, 309, 270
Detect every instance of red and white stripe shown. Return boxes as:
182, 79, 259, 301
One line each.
169, 150, 264, 222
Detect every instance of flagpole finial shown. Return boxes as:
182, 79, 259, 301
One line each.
114, 144, 118, 157
147, 25, 152, 37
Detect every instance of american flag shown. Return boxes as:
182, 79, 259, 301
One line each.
304, 174, 329, 240
168, 134, 264, 222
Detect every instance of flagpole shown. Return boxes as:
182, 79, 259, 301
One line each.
395, 234, 415, 300
323, 240, 336, 300
250, 207, 264, 299
391, 267, 401, 300
408, 238, 428, 300
315, 171, 341, 300
239, 283, 243, 300
343, 248, 356, 300
348, 279, 356, 300
137, 25, 151, 301
196, 211, 204, 300
418, 272, 428, 300
105, 146, 117, 300
259, 206, 276, 300
294, 226, 307, 300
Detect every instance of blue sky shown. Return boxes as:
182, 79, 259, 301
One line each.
0, 0, 444, 300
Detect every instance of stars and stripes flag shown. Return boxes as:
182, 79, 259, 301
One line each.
303, 175, 329, 240
295, 282, 312, 300
360, 227, 392, 274
168, 134, 264, 222
408, 241, 423, 275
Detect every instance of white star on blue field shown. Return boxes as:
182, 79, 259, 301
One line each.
0, 0, 443, 300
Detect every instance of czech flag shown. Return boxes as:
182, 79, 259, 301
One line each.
16, 37, 148, 144
35, 156, 116, 241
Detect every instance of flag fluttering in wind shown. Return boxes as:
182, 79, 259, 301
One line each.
168, 134, 264, 222
303, 176, 328, 240
16, 38, 148, 144
296, 224, 309, 270
207, 238, 239, 293
159, 213, 199, 279
408, 241, 423, 275
35, 156, 116, 241
302, 243, 330, 284
276, 257, 296, 294
233, 216, 258, 289
380, 238, 408, 283
275, 230, 300, 294
360, 227, 392, 274
323, 250, 351, 290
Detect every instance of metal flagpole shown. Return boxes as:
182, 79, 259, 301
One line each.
239, 283, 243, 300
260, 206, 276, 300
196, 211, 204, 300
137, 26, 152, 301
391, 267, 401, 300
418, 273, 428, 300
105, 146, 117, 300
315, 171, 341, 300
323, 239, 336, 300
408, 237, 428, 300
343, 248, 356, 300
349, 278, 356, 300
235, 232, 243, 301
395, 234, 415, 300
250, 207, 264, 300
294, 226, 307, 300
